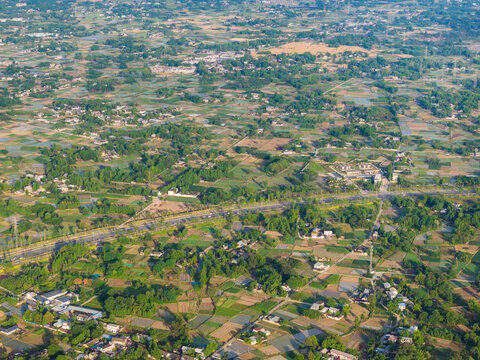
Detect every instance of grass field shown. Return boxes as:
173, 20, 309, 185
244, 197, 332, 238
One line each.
251, 300, 277, 313
214, 306, 240, 318
338, 259, 371, 269
324, 246, 350, 254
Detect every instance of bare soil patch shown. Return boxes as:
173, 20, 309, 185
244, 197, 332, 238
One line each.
256, 42, 374, 56
428, 337, 463, 352
360, 317, 387, 331
453, 286, 480, 302
151, 321, 169, 330
343, 330, 370, 350
107, 279, 129, 288
259, 345, 281, 356
211, 321, 244, 342
164, 303, 178, 313
264, 231, 283, 239
235, 138, 290, 151
239, 352, 256, 360
178, 301, 193, 313
147, 199, 192, 216
454, 244, 479, 254
199, 298, 215, 311
236, 294, 266, 306
377, 259, 402, 270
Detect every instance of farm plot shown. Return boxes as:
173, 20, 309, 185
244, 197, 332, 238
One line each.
199, 298, 215, 312
236, 294, 267, 306
211, 321, 244, 342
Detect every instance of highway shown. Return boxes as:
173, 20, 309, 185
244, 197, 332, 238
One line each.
0, 189, 468, 265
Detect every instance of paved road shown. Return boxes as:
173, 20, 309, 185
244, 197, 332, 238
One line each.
1, 189, 467, 265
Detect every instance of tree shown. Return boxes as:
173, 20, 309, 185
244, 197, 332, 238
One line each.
42, 311, 54, 325
322, 335, 346, 352
204, 341, 218, 357
175, 225, 187, 238
469, 299, 480, 313
48, 344, 63, 357
305, 335, 319, 348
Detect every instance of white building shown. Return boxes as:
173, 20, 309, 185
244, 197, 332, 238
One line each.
313, 262, 330, 272
387, 288, 398, 301
329, 349, 357, 360
105, 323, 122, 334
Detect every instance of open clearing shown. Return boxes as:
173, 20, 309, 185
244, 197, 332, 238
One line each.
257, 42, 375, 56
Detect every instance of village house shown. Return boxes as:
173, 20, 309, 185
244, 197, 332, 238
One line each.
329, 348, 357, 360
105, 323, 122, 334
313, 262, 330, 272
1, 324, 19, 335
264, 315, 281, 326
253, 327, 270, 336
387, 288, 398, 301
57, 305, 102, 321
97, 342, 115, 354
111, 336, 129, 348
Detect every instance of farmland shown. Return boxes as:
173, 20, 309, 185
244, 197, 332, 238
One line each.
0, 0, 479, 359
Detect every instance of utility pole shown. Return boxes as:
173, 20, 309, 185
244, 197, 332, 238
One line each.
369, 245, 374, 274
12, 216, 18, 248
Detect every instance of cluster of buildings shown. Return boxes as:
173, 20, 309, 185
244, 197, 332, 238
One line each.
320, 306, 344, 321
308, 300, 346, 321
25, 290, 103, 322
349, 288, 372, 304
151, 65, 196, 75
13, 174, 78, 196
46, 103, 179, 131
383, 282, 412, 312
376, 326, 419, 355
151, 51, 244, 76
183, 51, 244, 65
19, 290, 139, 359
310, 228, 334, 239
89, 335, 130, 358
180, 345, 210, 360
241, 327, 271, 345
335, 162, 382, 184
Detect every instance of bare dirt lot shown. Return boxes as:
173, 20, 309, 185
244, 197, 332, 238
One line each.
454, 244, 480, 254
151, 321, 169, 330
234, 138, 291, 151
360, 317, 388, 331
255, 42, 374, 56
259, 345, 281, 356
343, 330, 370, 350
177, 301, 194, 313
377, 259, 403, 270
107, 278, 129, 288
453, 286, 480, 302
236, 294, 267, 306
199, 298, 215, 311
211, 321, 244, 342
147, 199, 192, 216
